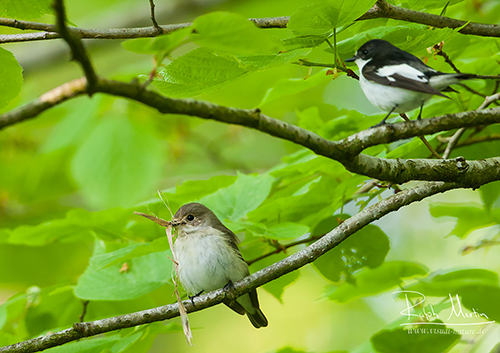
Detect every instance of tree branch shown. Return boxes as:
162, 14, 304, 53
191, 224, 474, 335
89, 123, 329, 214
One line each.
359, 0, 500, 37
2, 77, 500, 184
0, 180, 468, 353
0, 78, 87, 129
0, 17, 288, 43
452, 133, 500, 149
246, 235, 322, 266
344, 154, 500, 187
148, 0, 163, 34
399, 113, 442, 159
2, 0, 500, 44
442, 92, 500, 158
53, 0, 98, 95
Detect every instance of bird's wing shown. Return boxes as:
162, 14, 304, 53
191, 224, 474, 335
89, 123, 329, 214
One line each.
363, 64, 448, 97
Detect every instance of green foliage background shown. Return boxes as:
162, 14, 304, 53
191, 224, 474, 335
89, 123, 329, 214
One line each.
1, 0, 500, 352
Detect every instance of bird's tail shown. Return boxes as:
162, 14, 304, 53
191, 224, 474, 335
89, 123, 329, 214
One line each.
431, 73, 499, 91
455, 73, 500, 80
246, 308, 268, 329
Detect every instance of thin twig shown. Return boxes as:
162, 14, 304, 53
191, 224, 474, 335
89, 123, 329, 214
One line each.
53, 0, 98, 95
442, 128, 465, 159
148, 0, 163, 34
79, 301, 89, 323
453, 133, 500, 149
458, 83, 487, 98
432, 42, 461, 73
293, 59, 348, 73
0, 17, 288, 43
246, 235, 322, 266
442, 92, 500, 158
356, 180, 379, 194
400, 113, 443, 159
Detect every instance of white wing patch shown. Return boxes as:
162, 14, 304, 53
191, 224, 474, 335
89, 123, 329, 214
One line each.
376, 64, 429, 82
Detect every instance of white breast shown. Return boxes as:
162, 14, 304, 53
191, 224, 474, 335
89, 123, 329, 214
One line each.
172, 227, 248, 295
359, 75, 431, 113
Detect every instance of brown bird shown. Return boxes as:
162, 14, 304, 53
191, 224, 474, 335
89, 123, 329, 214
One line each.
172, 202, 268, 328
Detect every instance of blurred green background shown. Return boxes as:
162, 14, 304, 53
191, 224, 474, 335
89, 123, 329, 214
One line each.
1, 0, 500, 352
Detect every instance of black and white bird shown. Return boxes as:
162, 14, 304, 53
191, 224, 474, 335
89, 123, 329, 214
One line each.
346, 39, 498, 126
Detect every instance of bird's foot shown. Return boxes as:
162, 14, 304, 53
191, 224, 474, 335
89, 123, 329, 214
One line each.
371, 120, 388, 129
188, 290, 204, 307
223, 280, 234, 292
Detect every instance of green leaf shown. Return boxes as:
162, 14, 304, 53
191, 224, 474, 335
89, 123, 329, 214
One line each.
248, 172, 359, 230
191, 12, 278, 54
0, 292, 28, 332
200, 172, 274, 221
0, 0, 52, 20
0, 47, 23, 110
152, 47, 311, 98
74, 242, 173, 300
0, 306, 6, 332
122, 27, 191, 55
385, 133, 442, 159
6, 208, 130, 246
479, 180, 500, 210
337, 25, 458, 60
259, 69, 331, 106
138, 174, 237, 209
311, 219, 390, 283
264, 222, 310, 240
40, 97, 101, 153
458, 285, 500, 322
296, 107, 325, 135
400, 268, 499, 298
25, 286, 81, 337
88, 238, 168, 271
71, 114, 163, 209
236, 48, 312, 70
371, 323, 460, 353
108, 331, 143, 353
45, 335, 119, 353
326, 261, 428, 302
282, 35, 328, 50
406, 0, 464, 11
269, 348, 312, 353
288, 0, 375, 37
429, 203, 494, 238
288, 2, 339, 37
151, 47, 250, 98
334, 0, 376, 29
250, 251, 300, 303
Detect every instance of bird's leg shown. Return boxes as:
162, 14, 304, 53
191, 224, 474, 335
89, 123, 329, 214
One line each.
188, 290, 204, 307
372, 106, 397, 128
417, 102, 424, 120
223, 280, 239, 303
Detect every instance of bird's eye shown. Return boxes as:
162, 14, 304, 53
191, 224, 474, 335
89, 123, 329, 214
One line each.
362, 49, 369, 55
187, 214, 194, 221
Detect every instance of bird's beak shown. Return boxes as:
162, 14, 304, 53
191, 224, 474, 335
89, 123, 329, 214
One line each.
345, 56, 357, 63
171, 219, 183, 227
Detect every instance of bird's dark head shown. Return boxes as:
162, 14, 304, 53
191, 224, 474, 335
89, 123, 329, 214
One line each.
346, 39, 395, 62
